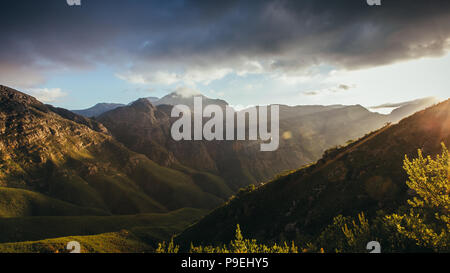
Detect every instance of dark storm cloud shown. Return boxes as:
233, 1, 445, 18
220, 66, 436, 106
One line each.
1, 0, 450, 87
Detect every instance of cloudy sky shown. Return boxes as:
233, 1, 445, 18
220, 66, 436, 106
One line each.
1, 0, 450, 110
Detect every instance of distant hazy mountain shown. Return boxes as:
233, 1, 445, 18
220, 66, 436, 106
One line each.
177, 99, 450, 245
383, 97, 439, 122
72, 103, 125, 117
72, 97, 161, 117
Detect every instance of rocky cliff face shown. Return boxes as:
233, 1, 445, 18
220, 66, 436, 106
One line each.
0, 85, 109, 188
0, 85, 226, 216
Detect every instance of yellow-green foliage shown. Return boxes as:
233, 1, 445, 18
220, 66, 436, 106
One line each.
309, 144, 449, 253
384, 143, 449, 251
0, 230, 151, 253
155, 237, 180, 253
156, 224, 299, 253
0, 187, 106, 217
315, 212, 376, 253
341, 212, 372, 251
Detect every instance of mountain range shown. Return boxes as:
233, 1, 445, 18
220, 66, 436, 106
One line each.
96, 92, 438, 188
0, 83, 444, 252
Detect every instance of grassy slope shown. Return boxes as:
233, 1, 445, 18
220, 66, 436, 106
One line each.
0, 187, 108, 217
0, 208, 207, 251
172, 163, 233, 199
0, 231, 151, 253
127, 155, 225, 210
47, 145, 225, 214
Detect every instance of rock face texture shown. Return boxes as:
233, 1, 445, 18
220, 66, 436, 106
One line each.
0, 85, 227, 216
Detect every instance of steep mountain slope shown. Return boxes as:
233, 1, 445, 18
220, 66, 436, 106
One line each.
97, 99, 254, 191
96, 98, 235, 197
0, 85, 225, 216
47, 105, 110, 134
97, 99, 176, 167
72, 103, 125, 117
176, 99, 450, 245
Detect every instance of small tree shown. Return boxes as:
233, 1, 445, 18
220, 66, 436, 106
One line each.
385, 143, 449, 251
230, 224, 247, 253
155, 237, 179, 253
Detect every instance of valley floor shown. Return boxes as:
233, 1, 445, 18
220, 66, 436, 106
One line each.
0, 208, 207, 253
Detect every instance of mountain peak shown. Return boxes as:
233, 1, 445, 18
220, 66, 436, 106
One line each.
145, 97, 159, 103
155, 91, 228, 109
159, 90, 205, 101
130, 97, 156, 111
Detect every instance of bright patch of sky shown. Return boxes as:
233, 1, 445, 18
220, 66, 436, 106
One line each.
30, 53, 450, 112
